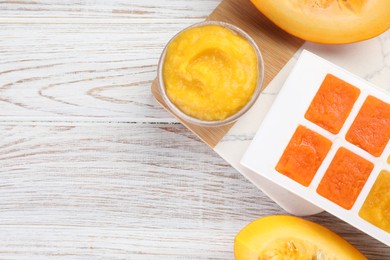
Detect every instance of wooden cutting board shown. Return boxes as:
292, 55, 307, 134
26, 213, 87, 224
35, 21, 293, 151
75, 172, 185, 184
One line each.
151, 0, 304, 147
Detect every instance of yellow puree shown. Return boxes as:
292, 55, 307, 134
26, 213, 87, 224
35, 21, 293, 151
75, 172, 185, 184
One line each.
162, 25, 258, 121
359, 170, 390, 233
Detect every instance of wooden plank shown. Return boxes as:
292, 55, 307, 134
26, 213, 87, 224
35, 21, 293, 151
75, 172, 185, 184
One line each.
0, 23, 196, 121
151, 0, 304, 147
0, 0, 220, 19
0, 123, 275, 259
0, 123, 388, 258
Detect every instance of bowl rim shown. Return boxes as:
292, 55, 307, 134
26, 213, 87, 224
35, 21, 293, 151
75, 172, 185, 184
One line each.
157, 20, 265, 127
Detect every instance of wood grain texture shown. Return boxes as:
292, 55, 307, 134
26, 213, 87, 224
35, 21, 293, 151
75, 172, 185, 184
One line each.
0, 123, 277, 259
0, 124, 389, 259
151, 0, 304, 147
0, 0, 389, 258
0, 23, 191, 121
0, 0, 220, 19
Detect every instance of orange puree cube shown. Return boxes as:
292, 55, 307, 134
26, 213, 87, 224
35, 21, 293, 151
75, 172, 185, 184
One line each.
359, 170, 390, 233
317, 147, 374, 210
276, 125, 332, 187
305, 74, 360, 134
346, 96, 390, 157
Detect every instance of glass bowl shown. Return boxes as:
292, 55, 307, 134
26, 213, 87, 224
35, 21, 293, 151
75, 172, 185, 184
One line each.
157, 21, 265, 127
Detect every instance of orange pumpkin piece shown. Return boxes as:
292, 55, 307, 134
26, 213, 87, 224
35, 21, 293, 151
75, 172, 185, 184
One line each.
234, 215, 367, 259
346, 95, 390, 157
276, 125, 332, 186
249, 0, 390, 44
317, 147, 374, 210
359, 170, 390, 233
305, 74, 360, 134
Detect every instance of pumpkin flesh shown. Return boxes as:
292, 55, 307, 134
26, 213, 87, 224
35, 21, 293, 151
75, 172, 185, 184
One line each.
234, 215, 367, 259
250, 0, 390, 43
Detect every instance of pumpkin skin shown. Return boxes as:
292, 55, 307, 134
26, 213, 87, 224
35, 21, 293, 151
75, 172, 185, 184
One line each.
234, 215, 367, 259
250, 0, 390, 44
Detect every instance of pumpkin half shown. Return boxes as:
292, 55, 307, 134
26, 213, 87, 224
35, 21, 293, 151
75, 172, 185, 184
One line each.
250, 0, 390, 44
234, 215, 367, 259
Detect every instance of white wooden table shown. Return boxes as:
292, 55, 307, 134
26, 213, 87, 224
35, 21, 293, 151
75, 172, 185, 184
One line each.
0, 1, 389, 259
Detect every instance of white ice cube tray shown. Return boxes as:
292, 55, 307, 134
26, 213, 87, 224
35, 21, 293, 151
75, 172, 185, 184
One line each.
241, 50, 390, 246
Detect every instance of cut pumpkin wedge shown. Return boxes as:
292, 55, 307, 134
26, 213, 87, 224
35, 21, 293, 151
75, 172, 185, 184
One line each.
250, 0, 390, 44
234, 215, 367, 259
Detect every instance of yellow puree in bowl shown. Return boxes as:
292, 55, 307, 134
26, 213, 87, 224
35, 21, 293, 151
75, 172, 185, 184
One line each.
162, 25, 258, 121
